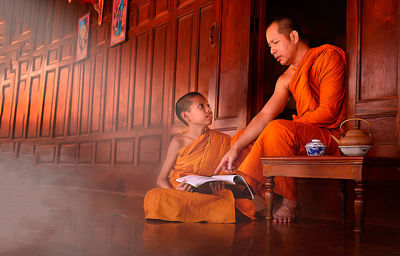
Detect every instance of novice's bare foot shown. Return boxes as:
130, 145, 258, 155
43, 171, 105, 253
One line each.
272, 198, 300, 224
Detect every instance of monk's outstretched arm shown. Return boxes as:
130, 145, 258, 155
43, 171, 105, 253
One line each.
294, 50, 346, 127
214, 75, 290, 174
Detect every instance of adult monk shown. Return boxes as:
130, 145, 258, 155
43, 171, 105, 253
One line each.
215, 17, 346, 224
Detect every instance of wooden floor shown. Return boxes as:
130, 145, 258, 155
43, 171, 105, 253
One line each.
0, 152, 399, 256
1, 173, 400, 256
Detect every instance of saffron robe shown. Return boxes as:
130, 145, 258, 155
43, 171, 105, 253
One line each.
237, 44, 346, 201
144, 129, 256, 223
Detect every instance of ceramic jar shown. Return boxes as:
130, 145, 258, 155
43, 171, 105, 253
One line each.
305, 139, 327, 156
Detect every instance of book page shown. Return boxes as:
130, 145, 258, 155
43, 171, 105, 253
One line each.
175, 175, 217, 187
176, 174, 254, 199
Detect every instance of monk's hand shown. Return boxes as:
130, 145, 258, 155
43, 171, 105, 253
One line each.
209, 181, 225, 194
176, 180, 194, 192
214, 148, 238, 175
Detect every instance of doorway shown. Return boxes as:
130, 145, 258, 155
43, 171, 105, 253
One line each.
249, 0, 347, 120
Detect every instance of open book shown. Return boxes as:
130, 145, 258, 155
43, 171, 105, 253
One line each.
176, 174, 254, 199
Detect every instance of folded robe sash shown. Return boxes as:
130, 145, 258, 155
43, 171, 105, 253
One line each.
290, 44, 346, 129
144, 129, 256, 223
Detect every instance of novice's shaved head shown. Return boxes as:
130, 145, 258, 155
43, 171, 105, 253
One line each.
176, 92, 205, 126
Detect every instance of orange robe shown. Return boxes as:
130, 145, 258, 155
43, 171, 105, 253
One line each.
237, 44, 346, 201
144, 129, 255, 223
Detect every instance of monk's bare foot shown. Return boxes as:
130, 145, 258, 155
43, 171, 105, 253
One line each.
272, 198, 300, 224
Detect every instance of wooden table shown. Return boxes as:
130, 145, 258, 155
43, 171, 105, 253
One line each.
261, 156, 366, 235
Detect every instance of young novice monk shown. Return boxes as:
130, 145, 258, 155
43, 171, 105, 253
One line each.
144, 92, 255, 223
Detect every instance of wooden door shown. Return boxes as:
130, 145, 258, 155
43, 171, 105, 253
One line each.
169, 0, 251, 137
347, 0, 400, 153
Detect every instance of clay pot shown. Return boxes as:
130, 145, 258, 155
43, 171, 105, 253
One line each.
331, 118, 373, 146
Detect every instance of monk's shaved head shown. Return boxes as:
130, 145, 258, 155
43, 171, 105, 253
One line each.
176, 92, 205, 126
269, 17, 303, 40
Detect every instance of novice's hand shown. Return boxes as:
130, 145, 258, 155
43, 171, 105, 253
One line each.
176, 180, 194, 192
214, 148, 238, 175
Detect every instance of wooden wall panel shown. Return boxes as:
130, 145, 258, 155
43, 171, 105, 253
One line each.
41, 70, 56, 137
362, 116, 396, 145
33, 56, 42, 71
360, 0, 397, 100
104, 46, 119, 132
19, 143, 34, 158
173, 13, 195, 124
62, 1, 76, 39
10, 0, 21, 42
54, 65, 70, 137
33, 0, 47, 49
20, 60, 29, 75
80, 60, 91, 135
0, 70, 15, 138
13, 79, 29, 138
155, 0, 169, 17
68, 64, 81, 136
61, 43, 73, 61
47, 48, 58, 65
149, 25, 167, 127
59, 143, 76, 164
21, 1, 33, 36
95, 140, 112, 164
0, 83, 13, 138
115, 138, 135, 164
91, 52, 106, 133
37, 144, 56, 163
1, 142, 15, 153
27, 76, 41, 138
117, 41, 132, 130
177, 0, 195, 9
79, 142, 93, 164
138, 136, 161, 164
137, 1, 151, 28
50, 0, 63, 43
96, 24, 108, 47
133, 32, 149, 128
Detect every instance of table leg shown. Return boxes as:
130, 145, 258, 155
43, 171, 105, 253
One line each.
339, 179, 347, 223
354, 180, 366, 235
264, 176, 274, 222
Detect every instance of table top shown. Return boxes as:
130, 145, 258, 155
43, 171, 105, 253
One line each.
261, 155, 400, 180
261, 156, 364, 165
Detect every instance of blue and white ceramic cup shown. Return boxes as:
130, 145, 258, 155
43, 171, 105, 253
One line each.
305, 139, 327, 156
